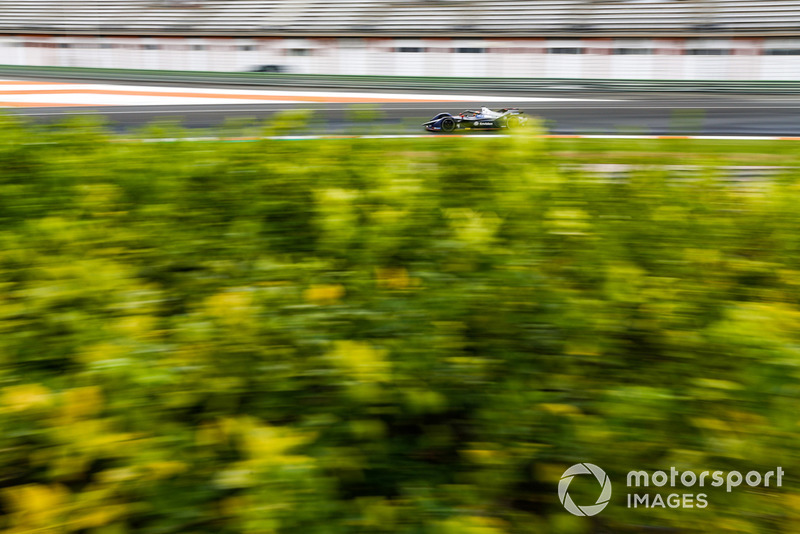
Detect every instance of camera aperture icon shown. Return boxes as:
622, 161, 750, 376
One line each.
558, 463, 612, 516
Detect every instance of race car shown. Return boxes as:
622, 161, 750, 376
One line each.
424, 106, 527, 133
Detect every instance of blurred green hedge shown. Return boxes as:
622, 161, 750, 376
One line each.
0, 114, 799, 534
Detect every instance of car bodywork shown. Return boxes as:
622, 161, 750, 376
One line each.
424, 106, 527, 133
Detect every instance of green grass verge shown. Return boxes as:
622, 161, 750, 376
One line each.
546, 137, 800, 165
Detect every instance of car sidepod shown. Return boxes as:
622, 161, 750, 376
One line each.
471, 119, 500, 130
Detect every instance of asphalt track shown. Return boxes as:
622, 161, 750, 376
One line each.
6, 94, 800, 136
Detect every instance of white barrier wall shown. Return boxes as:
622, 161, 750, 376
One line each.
1, 35, 800, 80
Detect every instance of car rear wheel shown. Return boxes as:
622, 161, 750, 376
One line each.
441, 117, 456, 133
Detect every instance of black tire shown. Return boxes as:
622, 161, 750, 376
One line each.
441, 117, 456, 133
506, 116, 521, 129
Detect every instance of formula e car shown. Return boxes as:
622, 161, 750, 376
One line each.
424, 106, 527, 133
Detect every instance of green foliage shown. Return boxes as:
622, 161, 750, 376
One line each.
0, 115, 799, 533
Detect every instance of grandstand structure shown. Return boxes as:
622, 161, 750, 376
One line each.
0, 0, 799, 79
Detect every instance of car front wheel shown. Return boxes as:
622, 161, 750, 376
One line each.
441, 117, 456, 133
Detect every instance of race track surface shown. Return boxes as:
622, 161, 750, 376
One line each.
1, 78, 799, 136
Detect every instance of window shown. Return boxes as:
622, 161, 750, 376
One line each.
142, 44, 161, 50
288, 48, 312, 56
548, 47, 584, 54
191, 44, 206, 51
396, 47, 425, 53
238, 45, 255, 51
764, 49, 800, 55
684, 49, 731, 55
613, 48, 654, 55
456, 47, 485, 53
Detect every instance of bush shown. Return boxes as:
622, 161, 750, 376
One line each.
0, 116, 798, 533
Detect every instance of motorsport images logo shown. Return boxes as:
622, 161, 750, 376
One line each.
558, 463, 612, 516
558, 463, 785, 515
